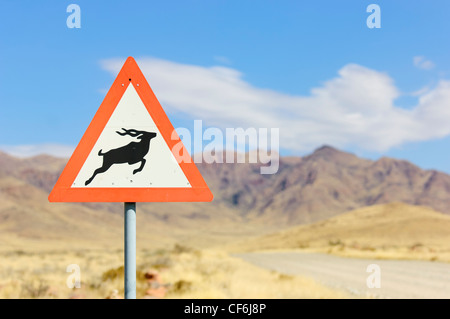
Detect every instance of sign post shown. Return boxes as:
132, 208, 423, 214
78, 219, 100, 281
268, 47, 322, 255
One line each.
49, 57, 213, 299
124, 202, 136, 299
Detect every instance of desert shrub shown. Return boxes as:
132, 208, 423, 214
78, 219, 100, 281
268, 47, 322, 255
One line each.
21, 279, 49, 298
297, 242, 309, 249
102, 265, 146, 282
172, 244, 194, 254
277, 273, 294, 281
171, 280, 192, 294
102, 265, 124, 281
148, 256, 173, 270
361, 245, 376, 252
328, 239, 343, 246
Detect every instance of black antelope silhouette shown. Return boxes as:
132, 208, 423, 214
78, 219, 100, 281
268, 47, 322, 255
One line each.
85, 128, 157, 186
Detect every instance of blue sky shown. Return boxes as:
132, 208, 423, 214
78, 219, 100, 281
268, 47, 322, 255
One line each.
1, 1, 450, 173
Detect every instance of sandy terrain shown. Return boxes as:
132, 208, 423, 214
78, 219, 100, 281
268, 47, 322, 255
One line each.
236, 251, 450, 299
0, 247, 350, 299
229, 203, 450, 263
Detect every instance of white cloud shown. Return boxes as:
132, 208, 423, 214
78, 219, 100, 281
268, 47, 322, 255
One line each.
100, 57, 450, 152
409, 85, 430, 97
413, 56, 435, 70
0, 144, 75, 158
213, 56, 232, 65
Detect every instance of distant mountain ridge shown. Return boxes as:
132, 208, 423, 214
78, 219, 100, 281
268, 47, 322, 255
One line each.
0, 145, 449, 248
197, 145, 450, 224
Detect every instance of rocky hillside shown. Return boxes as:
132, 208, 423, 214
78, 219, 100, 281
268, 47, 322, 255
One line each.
199, 145, 450, 224
0, 145, 449, 248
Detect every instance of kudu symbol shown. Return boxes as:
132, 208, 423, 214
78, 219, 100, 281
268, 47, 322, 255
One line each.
85, 128, 157, 186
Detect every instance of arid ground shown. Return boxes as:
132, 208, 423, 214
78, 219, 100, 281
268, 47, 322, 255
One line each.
0, 150, 449, 298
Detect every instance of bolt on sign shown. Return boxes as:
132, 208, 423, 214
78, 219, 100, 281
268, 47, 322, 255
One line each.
49, 57, 213, 203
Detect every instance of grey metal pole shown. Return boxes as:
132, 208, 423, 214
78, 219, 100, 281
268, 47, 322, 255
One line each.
124, 202, 136, 299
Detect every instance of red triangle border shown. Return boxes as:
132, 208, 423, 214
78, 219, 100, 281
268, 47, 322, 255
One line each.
49, 57, 213, 202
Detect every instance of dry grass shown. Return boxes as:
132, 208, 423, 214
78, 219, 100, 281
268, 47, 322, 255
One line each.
161, 248, 349, 299
2, 202, 448, 298
0, 245, 350, 299
0, 249, 124, 298
228, 203, 450, 263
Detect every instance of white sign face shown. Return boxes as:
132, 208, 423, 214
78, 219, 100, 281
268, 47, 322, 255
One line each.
72, 84, 190, 188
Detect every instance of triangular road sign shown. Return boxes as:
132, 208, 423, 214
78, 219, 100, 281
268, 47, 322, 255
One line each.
49, 57, 213, 202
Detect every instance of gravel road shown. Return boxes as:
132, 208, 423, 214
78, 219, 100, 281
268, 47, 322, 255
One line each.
235, 252, 450, 299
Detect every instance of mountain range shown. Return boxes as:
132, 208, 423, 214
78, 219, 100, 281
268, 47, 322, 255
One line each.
201, 145, 450, 223
0, 145, 449, 250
